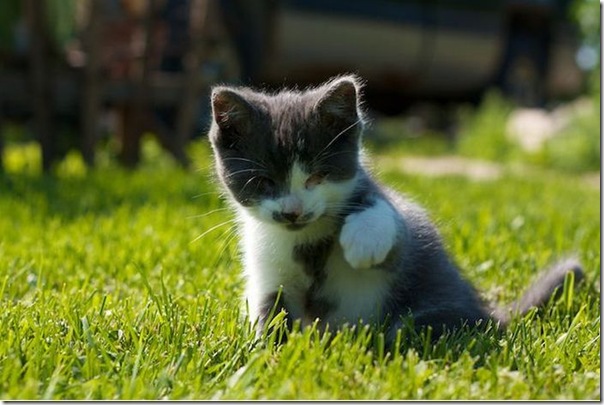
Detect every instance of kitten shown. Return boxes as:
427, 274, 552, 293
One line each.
208, 74, 583, 342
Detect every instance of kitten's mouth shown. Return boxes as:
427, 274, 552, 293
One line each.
285, 223, 308, 231
273, 211, 318, 231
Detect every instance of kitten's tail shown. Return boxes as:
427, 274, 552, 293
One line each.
492, 257, 584, 326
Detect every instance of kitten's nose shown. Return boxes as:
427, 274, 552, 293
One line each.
281, 212, 300, 223
273, 211, 301, 223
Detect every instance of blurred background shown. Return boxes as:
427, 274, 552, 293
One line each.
0, 0, 599, 174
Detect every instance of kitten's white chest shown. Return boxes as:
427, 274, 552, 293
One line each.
240, 211, 393, 328
240, 213, 313, 321
321, 245, 393, 325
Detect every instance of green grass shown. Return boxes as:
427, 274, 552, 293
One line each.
0, 137, 600, 400
368, 89, 600, 174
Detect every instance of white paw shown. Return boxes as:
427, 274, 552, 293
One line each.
339, 200, 397, 269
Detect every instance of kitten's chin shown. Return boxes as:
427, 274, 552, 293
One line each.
240, 206, 333, 234
280, 212, 330, 231
284, 223, 308, 231
266, 214, 325, 232
269, 217, 318, 231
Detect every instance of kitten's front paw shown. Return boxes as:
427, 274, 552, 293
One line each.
339, 200, 397, 269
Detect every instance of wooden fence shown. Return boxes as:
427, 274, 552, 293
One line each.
0, 0, 236, 171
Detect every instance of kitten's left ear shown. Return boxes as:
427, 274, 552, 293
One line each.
315, 76, 362, 127
211, 87, 253, 134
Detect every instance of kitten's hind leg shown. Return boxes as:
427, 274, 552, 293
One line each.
339, 199, 399, 269
384, 306, 492, 351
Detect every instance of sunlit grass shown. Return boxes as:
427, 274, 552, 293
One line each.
367, 89, 600, 174
0, 136, 599, 399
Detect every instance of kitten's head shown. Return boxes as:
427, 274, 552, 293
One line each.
209, 75, 365, 230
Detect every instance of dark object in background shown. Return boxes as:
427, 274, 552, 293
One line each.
0, 0, 217, 171
0, 0, 585, 172
217, 0, 583, 113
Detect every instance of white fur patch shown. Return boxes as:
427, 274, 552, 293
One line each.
252, 161, 358, 227
321, 244, 394, 325
239, 209, 310, 323
239, 160, 360, 327
235, 158, 407, 331
339, 199, 397, 269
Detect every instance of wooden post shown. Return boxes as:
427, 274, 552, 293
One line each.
25, 0, 56, 173
119, 0, 155, 168
80, 0, 103, 167
0, 104, 4, 173
0, 64, 4, 173
172, 0, 211, 169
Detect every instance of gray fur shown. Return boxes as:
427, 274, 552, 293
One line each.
209, 77, 362, 207
209, 74, 584, 340
293, 238, 337, 321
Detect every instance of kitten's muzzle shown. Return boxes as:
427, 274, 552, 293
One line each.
272, 211, 315, 229
274, 211, 301, 223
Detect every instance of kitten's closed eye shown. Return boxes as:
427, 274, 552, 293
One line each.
305, 172, 328, 189
225, 130, 241, 150
256, 176, 276, 194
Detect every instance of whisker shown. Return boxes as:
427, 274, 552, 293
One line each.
312, 119, 362, 165
222, 157, 269, 169
312, 150, 357, 167
325, 201, 374, 216
193, 162, 215, 173
190, 218, 238, 244
213, 225, 241, 264
224, 168, 269, 179
240, 175, 260, 194
191, 191, 223, 200
186, 207, 232, 220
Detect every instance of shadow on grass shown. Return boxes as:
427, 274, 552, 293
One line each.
0, 167, 211, 221
258, 280, 597, 369
259, 314, 504, 368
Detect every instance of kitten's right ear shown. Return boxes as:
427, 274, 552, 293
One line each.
315, 76, 363, 131
211, 88, 253, 134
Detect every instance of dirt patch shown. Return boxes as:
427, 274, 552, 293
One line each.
378, 155, 503, 181
506, 98, 594, 153
581, 172, 601, 190
377, 155, 600, 191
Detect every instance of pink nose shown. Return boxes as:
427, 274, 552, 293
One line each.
280, 211, 300, 223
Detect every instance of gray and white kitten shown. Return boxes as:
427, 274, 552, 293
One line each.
208, 75, 583, 341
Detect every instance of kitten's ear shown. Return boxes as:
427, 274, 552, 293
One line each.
315, 76, 362, 128
211, 88, 253, 133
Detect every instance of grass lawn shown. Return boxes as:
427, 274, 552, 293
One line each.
0, 137, 599, 400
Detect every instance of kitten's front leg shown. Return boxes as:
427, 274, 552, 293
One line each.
256, 290, 291, 339
339, 199, 398, 269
